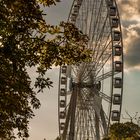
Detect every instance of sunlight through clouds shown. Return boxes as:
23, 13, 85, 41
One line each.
118, 0, 140, 70
118, 0, 140, 21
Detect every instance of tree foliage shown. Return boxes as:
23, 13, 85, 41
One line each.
102, 122, 140, 140
0, 0, 91, 139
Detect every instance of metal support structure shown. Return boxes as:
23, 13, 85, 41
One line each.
69, 87, 78, 140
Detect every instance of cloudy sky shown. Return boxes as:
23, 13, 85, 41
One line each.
118, 0, 140, 69
26, 0, 140, 139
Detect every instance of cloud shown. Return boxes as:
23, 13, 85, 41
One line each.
118, 0, 140, 21
123, 24, 140, 69
125, 36, 140, 67
122, 20, 139, 28
117, 0, 140, 70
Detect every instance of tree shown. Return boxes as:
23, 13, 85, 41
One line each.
0, 0, 91, 139
102, 122, 140, 140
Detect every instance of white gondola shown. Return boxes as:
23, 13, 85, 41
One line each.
71, 17, 76, 22
60, 88, 66, 96
62, 66, 67, 74
77, 0, 82, 6
59, 111, 66, 119
111, 18, 119, 28
112, 110, 120, 121
113, 30, 121, 41
61, 77, 67, 85
113, 94, 121, 105
60, 100, 66, 108
114, 45, 122, 56
114, 77, 122, 88
107, 0, 113, 6
73, 5, 79, 13
109, 6, 116, 16
71, 13, 77, 22
60, 122, 65, 130
114, 61, 122, 72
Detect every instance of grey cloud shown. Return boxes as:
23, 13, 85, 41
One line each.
122, 26, 129, 39
122, 20, 138, 28
119, 1, 131, 5
125, 36, 140, 67
117, 1, 140, 69
123, 23, 140, 68
121, 21, 140, 40
118, 0, 140, 26
132, 26, 140, 36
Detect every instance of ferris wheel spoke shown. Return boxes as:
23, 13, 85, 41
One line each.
81, 40, 112, 81
92, 33, 110, 65
93, 30, 111, 64
96, 70, 120, 82
76, 0, 86, 34
69, 88, 79, 140
83, 0, 89, 34
83, 105, 96, 139
72, 63, 87, 81
89, 105, 103, 139
62, 95, 73, 139
71, 64, 84, 79
93, 39, 112, 69
75, 110, 81, 139
82, 109, 87, 138
71, 67, 78, 78
76, 96, 86, 139
78, 64, 90, 80
99, 91, 111, 103
90, 0, 104, 41
92, 18, 111, 61
91, 18, 110, 58
100, 106, 108, 135
91, 17, 111, 69
80, 64, 91, 81
90, 7, 110, 55
96, 71, 113, 82
95, 54, 112, 77
79, 89, 109, 139
92, 87, 111, 103
82, 55, 111, 80
94, 29, 112, 60
75, 106, 81, 139
87, 110, 96, 139
82, 86, 111, 104
93, 22, 110, 50
80, 64, 96, 81
95, 112, 100, 140
88, 0, 96, 39
94, 106, 107, 139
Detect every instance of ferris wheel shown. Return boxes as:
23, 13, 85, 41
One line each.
58, 0, 123, 139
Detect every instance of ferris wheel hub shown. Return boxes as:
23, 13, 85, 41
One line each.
71, 81, 101, 90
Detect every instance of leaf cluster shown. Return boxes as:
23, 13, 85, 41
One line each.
102, 122, 140, 140
37, 0, 61, 7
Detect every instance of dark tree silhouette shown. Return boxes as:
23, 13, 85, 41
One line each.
0, 0, 91, 139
